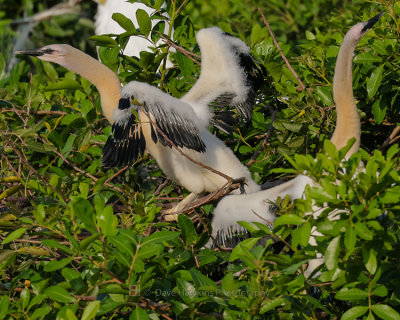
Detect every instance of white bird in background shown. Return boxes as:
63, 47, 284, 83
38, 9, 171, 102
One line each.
95, 0, 173, 68
209, 13, 384, 250
16, 27, 265, 201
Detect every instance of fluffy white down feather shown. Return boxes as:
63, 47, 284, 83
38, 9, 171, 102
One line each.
120, 82, 260, 195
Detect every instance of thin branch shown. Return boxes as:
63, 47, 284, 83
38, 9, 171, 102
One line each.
158, 33, 201, 65
380, 125, 400, 150
258, 8, 305, 92
1, 132, 67, 202
38, 136, 124, 194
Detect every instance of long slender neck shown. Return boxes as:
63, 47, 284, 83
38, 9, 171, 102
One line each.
330, 32, 361, 157
62, 47, 121, 123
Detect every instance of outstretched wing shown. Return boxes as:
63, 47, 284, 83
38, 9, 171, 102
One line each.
182, 27, 266, 132
102, 96, 206, 168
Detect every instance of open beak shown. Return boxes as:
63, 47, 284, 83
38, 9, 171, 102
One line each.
362, 12, 384, 32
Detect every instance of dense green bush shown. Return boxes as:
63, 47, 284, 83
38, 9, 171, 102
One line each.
1, 0, 400, 318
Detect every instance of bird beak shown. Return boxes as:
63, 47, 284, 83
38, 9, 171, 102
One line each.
362, 12, 384, 32
15, 49, 44, 57
15, 48, 53, 57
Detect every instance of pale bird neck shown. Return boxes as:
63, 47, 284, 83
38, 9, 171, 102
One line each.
63, 48, 121, 123
331, 33, 361, 157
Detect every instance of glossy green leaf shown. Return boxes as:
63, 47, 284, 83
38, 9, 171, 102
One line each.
112, 13, 136, 32
260, 296, 286, 313
129, 306, 150, 320
325, 236, 340, 270
371, 304, 400, 320
178, 214, 196, 245
341, 306, 369, 320
136, 9, 152, 37
335, 287, 368, 300
274, 214, 305, 227
367, 64, 384, 99
44, 286, 75, 304
44, 257, 74, 272
81, 300, 100, 320
2, 228, 27, 245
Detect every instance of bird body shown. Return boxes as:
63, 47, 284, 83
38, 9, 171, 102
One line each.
209, 13, 383, 248
17, 26, 264, 196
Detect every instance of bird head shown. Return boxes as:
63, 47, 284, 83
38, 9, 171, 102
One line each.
346, 12, 384, 43
16, 44, 74, 68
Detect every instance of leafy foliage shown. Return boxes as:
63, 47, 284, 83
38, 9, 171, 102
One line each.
1, 0, 400, 319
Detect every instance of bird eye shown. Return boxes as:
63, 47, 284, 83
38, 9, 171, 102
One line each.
43, 48, 54, 54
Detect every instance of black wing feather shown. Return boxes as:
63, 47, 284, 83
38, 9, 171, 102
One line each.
144, 102, 206, 152
102, 112, 146, 168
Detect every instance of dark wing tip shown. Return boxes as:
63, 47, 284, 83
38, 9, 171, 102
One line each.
102, 113, 146, 168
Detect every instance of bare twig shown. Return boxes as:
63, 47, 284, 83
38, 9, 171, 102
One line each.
258, 8, 305, 92
37, 136, 124, 194
104, 165, 129, 185
380, 125, 400, 150
158, 33, 201, 65
1, 132, 67, 202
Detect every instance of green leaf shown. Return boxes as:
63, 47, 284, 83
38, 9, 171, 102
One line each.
274, 214, 305, 227
178, 214, 196, 245
371, 285, 388, 297
21, 288, 30, 310
344, 226, 356, 258
2, 228, 27, 245
88, 35, 118, 47
316, 85, 333, 106
0, 296, 9, 320
260, 296, 286, 313
31, 305, 51, 320
81, 300, 100, 320
371, 100, 387, 125
363, 245, 378, 274
142, 230, 180, 245
367, 64, 384, 99
354, 222, 373, 240
176, 279, 196, 304
112, 13, 136, 32
335, 287, 368, 300
97, 205, 118, 237
70, 198, 97, 234
341, 306, 368, 320
136, 9, 152, 37
44, 286, 75, 304
229, 237, 260, 263
371, 305, 400, 320
129, 306, 150, 320
175, 52, 194, 77
44, 257, 74, 272
325, 236, 340, 270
